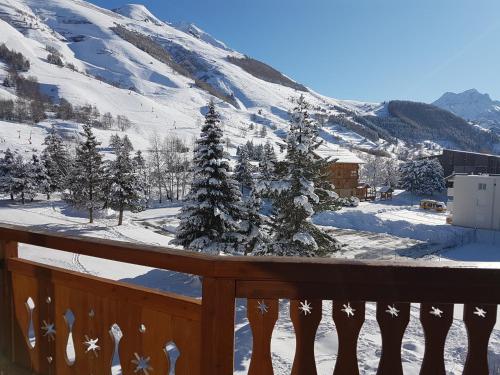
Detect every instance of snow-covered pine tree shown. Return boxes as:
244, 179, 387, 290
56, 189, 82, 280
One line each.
66, 124, 105, 223
417, 158, 445, 195
108, 140, 146, 225
173, 101, 243, 254
0, 148, 16, 200
109, 133, 134, 154
234, 145, 253, 191
41, 126, 71, 198
11, 154, 37, 204
266, 95, 341, 256
31, 154, 50, 199
399, 158, 445, 195
239, 184, 267, 255
133, 150, 152, 206
259, 141, 277, 182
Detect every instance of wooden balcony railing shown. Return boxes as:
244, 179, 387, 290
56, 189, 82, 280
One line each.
1, 223, 500, 374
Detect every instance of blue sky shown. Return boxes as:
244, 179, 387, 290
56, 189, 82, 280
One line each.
90, 0, 500, 103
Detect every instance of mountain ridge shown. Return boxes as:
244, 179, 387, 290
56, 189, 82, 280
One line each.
0, 0, 497, 157
433, 89, 500, 134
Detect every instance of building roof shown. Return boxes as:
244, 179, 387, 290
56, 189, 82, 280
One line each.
315, 144, 365, 164
378, 186, 394, 193
422, 149, 500, 160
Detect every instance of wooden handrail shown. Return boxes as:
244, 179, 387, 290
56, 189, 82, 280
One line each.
1, 223, 500, 301
1, 223, 500, 374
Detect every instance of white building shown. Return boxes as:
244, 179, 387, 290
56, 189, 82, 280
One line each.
448, 174, 500, 230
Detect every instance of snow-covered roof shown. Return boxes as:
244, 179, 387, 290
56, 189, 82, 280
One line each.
378, 186, 394, 193
315, 145, 365, 164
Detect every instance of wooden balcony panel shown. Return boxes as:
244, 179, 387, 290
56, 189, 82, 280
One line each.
7, 259, 201, 375
2, 224, 500, 375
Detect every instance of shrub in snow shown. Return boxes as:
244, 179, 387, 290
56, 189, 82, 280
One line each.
65, 124, 105, 223
399, 158, 445, 195
173, 101, 244, 254
47, 53, 64, 67
262, 95, 342, 257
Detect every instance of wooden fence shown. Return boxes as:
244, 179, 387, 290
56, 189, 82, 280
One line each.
1, 223, 500, 374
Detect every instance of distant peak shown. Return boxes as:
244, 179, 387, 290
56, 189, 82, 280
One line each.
172, 21, 233, 52
112, 4, 162, 25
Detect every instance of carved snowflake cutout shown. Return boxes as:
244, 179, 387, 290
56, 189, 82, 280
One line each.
473, 307, 487, 318
257, 300, 269, 315
299, 300, 312, 316
132, 353, 153, 374
83, 335, 100, 357
41, 320, 56, 341
429, 306, 443, 318
341, 302, 355, 318
386, 305, 400, 317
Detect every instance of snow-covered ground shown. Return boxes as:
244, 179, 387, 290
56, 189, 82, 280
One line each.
1, 192, 500, 375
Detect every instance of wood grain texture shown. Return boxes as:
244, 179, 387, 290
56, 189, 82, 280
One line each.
419, 303, 453, 375
9, 260, 202, 375
201, 277, 236, 375
290, 299, 322, 375
463, 304, 497, 375
376, 302, 410, 375
247, 299, 278, 375
0, 240, 18, 361
332, 301, 365, 375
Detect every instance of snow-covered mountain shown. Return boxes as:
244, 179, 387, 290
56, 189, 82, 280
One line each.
0, 0, 497, 157
433, 89, 500, 134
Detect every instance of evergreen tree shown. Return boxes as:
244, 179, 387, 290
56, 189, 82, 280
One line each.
31, 154, 50, 199
109, 134, 134, 154
133, 150, 152, 206
108, 141, 146, 225
234, 146, 253, 191
239, 186, 267, 255
265, 95, 341, 256
66, 124, 105, 223
11, 154, 37, 204
400, 158, 445, 195
41, 126, 71, 198
259, 142, 277, 182
173, 101, 243, 254
0, 149, 16, 200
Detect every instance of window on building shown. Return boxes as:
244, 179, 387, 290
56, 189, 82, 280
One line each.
478, 183, 487, 191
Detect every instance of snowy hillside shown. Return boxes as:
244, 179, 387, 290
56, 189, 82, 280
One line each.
0, 0, 359, 156
433, 89, 500, 134
0, 0, 498, 161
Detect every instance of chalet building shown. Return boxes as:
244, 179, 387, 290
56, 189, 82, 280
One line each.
428, 149, 500, 178
316, 146, 366, 198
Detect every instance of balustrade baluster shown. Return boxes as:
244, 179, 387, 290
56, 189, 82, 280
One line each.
290, 299, 322, 375
248, 298, 279, 375
332, 301, 365, 375
376, 302, 410, 375
463, 303, 497, 375
419, 303, 453, 375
